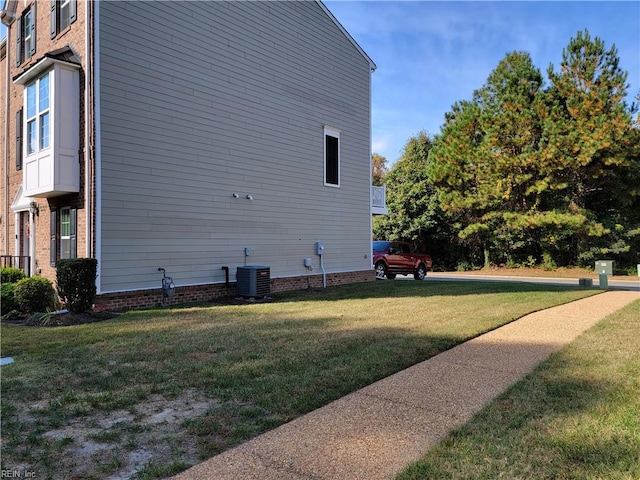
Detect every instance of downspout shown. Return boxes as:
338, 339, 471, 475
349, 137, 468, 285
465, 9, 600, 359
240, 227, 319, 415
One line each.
84, 0, 92, 258
2, 0, 18, 259
368, 64, 374, 271
93, 0, 102, 293
3, 35, 10, 255
319, 253, 326, 288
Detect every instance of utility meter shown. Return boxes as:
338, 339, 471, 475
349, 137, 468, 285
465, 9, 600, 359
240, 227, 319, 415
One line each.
315, 241, 325, 255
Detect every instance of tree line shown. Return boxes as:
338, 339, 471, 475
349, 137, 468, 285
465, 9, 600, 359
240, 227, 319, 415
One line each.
374, 30, 640, 273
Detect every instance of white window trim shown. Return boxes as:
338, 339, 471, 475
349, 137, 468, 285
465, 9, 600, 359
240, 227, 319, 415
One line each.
24, 71, 51, 156
60, 0, 71, 30
60, 207, 71, 260
323, 126, 341, 188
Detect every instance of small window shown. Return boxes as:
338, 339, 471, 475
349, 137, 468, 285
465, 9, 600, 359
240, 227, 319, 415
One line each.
16, 109, 23, 171
60, 208, 71, 259
50, 0, 77, 38
50, 207, 77, 266
324, 127, 340, 187
60, 0, 71, 30
17, 5, 36, 66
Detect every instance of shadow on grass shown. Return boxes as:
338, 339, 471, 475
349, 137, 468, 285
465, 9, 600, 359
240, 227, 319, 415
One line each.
0, 282, 608, 479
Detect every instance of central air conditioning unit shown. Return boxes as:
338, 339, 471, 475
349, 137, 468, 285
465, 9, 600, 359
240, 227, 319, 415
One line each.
236, 265, 270, 298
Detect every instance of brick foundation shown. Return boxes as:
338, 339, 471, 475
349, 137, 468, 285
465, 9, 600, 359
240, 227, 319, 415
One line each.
94, 270, 376, 311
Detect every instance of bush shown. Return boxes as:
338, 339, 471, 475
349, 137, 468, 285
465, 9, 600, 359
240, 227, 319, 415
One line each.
542, 253, 557, 271
56, 258, 98, 313
14, 276, 57, 313
1, 266, 26, 284
1, 282, 19, 315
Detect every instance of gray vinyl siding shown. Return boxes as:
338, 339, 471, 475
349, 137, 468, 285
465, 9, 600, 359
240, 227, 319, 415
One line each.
97, 1, 373, 293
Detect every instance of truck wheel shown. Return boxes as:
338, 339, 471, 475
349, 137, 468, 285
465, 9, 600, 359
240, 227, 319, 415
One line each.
414, 264, 427, 280
375, 261, 387, 279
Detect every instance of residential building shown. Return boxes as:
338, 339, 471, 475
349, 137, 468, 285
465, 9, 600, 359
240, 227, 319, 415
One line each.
0, 1, 378, 309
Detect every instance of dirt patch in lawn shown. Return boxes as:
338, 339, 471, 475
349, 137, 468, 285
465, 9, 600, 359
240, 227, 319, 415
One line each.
4, 390, 215, 479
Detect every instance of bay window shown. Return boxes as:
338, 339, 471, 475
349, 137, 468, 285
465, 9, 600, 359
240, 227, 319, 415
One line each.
15, 57, 80, 198
26, 73, 50, 155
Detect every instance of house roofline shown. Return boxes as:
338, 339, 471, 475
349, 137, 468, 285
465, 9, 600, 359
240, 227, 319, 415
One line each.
13, 47, 81, 84
316, 0, 377, 71
0, 0, 17, 26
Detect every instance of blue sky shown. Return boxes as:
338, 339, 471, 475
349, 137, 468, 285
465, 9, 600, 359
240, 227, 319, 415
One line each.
324, 1, 640, 164
3, 2, 637, 165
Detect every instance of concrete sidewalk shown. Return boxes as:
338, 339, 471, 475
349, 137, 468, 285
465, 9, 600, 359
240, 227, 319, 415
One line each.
174, 290, 639, 480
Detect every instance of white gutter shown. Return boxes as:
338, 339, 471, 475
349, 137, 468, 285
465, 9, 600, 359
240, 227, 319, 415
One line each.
84, 0, 91, 258
94, 0, 102, 293
368, 65, 374, 270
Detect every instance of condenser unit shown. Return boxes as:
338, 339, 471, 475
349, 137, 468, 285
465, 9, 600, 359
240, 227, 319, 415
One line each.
236, 266, 270, 298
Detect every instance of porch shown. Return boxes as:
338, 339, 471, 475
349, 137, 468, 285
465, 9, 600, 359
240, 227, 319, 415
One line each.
1, 256, 31, 277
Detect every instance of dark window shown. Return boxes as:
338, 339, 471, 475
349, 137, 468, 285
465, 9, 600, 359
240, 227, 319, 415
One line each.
50, 0, 77, 38
50, 207, 77, 266
324, 128, 340, 186
16, 4, 36, 66
16, 109, 23, 171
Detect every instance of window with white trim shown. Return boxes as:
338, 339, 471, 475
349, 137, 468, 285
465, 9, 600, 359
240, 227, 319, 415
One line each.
25, 73, 51, 155
60, 208, 71, 259
50, 0, 77, 38
16, 4, 36, 66
50, 207, 77, 266
324, 127, 340, 187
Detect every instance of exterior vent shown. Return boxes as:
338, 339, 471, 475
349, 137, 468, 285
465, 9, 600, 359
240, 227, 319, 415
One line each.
236, 266, 270, 298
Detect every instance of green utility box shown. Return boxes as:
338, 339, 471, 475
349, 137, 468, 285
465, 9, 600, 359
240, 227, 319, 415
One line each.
595, 260, 614, 276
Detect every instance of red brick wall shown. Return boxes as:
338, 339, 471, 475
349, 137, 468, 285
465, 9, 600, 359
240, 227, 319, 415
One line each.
2, 1, 89, 280
94, 270, 376, 311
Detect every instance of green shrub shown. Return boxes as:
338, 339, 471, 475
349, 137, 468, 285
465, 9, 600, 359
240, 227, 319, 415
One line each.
14, 276, 57, 313
456, 261, 473, 272
56, 258, 98, 313
1, 282, 19, 315
542, 253, 557, 271
1, 266, 26, 284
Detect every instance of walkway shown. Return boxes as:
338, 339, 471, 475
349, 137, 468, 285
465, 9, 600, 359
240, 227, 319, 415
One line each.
173, 290, 639, 480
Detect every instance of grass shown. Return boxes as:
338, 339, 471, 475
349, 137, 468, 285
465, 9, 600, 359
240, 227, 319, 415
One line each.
1, 280, 599, 478
397, 298, 640, 480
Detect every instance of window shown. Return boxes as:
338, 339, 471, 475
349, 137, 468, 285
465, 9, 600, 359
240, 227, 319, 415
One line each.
16, 5, 36, 66
50, 0, 77, 38
25, 73, 50, 155
16, 109, 23, 170
60, 208, 71, 259
324, 127, 340, 187
50, 208, 77, 266
16, 56, 81, 197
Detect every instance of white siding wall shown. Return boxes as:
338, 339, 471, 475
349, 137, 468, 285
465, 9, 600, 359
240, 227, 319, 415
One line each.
98, 1, 372, 293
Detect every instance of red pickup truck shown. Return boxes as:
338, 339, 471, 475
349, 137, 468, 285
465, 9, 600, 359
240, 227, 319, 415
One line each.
373, 241, 433, 280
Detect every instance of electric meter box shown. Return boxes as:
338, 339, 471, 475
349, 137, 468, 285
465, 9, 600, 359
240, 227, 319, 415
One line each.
595, 260, 614, 276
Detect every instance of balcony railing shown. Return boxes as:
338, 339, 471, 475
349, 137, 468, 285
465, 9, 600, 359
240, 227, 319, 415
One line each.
1, 256, 31, 277
371, 185, 388, 215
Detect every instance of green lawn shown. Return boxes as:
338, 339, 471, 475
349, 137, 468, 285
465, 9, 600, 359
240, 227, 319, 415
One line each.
398, 298, 640, 480
1, 281, 598, 479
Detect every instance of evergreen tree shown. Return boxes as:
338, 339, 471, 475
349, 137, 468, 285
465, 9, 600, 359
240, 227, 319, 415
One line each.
374, 132, 460, 267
